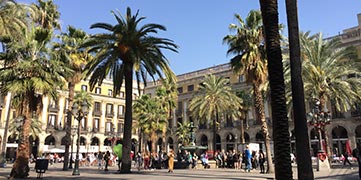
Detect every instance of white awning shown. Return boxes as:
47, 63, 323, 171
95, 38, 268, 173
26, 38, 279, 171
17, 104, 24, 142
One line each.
6, 143, 18, 148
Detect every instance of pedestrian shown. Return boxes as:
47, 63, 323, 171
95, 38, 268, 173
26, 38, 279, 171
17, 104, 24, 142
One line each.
343, 151, 352, 166
104, 151, 110, 171
245, 145, 252, 172
168, 149, 174, 173
259, 150, 266, 173
97, 151, 103, 169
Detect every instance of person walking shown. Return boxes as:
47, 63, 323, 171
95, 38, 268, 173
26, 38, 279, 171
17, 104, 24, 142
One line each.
258, 150, 266, 173
104, 151, 110, 171
97, 151, 103, 169
245, 145, 252, 172
168, 150, 174, 173
343, 151, 352, 166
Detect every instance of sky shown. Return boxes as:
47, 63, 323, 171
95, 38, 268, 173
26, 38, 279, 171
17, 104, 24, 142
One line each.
20, 0, 361, 76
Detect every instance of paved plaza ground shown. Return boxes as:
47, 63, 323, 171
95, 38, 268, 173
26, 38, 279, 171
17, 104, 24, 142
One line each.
0, 163, 359, 180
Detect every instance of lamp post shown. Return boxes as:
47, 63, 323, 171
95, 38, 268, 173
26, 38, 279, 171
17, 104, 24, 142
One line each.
68, 126, 77, 169
71, 101, 88, 176
307, 98, 331, 171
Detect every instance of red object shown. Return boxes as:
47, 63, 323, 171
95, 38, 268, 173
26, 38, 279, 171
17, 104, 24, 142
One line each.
345, 140, 352, 155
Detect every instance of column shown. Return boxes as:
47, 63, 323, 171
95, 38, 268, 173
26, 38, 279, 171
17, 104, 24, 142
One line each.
100, 101, 106, 133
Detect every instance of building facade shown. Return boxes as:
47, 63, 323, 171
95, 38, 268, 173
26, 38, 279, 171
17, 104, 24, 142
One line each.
146, 13, 361, 157
0, 78, 143, 159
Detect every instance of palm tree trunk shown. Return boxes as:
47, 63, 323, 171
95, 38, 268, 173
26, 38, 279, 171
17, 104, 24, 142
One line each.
285, 0, 314, 179
253, 84, 274, 173
10, 101, 32, 178
259, 0, 292, 178
63, 82, 75, 170
120, 62, 134, 173
213, 112, 219, 154
319, 97, 331, 157
240, 118, 245, 144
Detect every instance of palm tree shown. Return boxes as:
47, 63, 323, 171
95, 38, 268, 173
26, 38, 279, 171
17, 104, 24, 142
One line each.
189, 75, 242, 153
0, 0, 28, 42
82, 7, 177, 173
53, 25, 90, 170
259, 0, 292, 178
285, 0, 314, 179
235, 90, 253, 144
223, 10, 274, 173
301, 32, 361, 157
155, 77, 177, 149
30, 0, 61, 30
133, 94, 168, 153
8, 116, 42, 148
175, 121, 192, 146
0, 26, 68, 178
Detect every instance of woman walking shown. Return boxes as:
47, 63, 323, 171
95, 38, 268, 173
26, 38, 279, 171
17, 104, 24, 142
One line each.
168, 150, 174, 173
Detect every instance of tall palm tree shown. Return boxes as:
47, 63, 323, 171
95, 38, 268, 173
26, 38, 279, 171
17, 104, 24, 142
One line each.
223, 10, 274, 173
0, 26, 68, 178
259, 0, 292, 178
53, 25, 90, 170
155, 77, 177, 149
30, 0, 60, 30
189, 75, 242, 153
133, 94, 167, 152
82, 7, 177, 173
301, 32, 361, 156
0, 0, 28, 42
285, 0, 314, 179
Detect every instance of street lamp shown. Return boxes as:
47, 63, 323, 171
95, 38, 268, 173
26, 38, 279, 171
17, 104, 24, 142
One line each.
307, 99, 331, 153
68, 126, 77, 169
71, 101, 88, 176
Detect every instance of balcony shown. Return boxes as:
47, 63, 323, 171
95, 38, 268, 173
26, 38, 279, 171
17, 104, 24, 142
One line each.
93, 110, 102, 117
117, 114, 124, 119
48, 106, 59, 113
105, 112, 114, 118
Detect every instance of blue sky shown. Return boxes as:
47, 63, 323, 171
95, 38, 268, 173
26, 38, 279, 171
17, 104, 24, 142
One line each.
20, 0, 361, 75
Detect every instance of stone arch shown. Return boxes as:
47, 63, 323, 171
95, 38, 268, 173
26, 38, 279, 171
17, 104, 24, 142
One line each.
332, 125, 349, 156
131, 138, 137, 152
244, 132, 250, 143
157, 138, 163, 152
255, 131, 264, 142
44, 135, 56, 145
91, 137, 99, 146
79, 136, 86, 145
168, 137, 174, 151
225, 133, 235, 151
61, 136, 67, 145
355, 125, 361, 145
104, 138, 111, 146
200, 134, 208, 147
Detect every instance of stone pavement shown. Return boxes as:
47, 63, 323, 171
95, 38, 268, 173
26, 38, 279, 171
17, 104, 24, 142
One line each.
0, 163, 359, 180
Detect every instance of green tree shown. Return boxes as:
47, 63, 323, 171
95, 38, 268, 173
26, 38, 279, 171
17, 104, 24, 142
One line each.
301, 32, 361, 156
0, 0, 28, 41
223, 10, 274, 173
83, 7, 177, 173
259, 0, 292, 178
53, 25, 91, 170
175, 121, 191, 146
0, 26, 68, 178
189, 75, 242, 153
30, 0, 60, 30
235, 90, 252, 144
133, 94, 167, 153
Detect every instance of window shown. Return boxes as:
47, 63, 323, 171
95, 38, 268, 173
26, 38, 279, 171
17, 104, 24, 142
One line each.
107, 89, 113, 96
48, 114, 57, 127
106, 103, 113, 115
118, 105, 124, 116
95, 87, 101, 94
239, 75, 245, 83
93, 118, 99, 130
65, 99, 69, 110
81, 85, 88, 91
177, 87, 183, 94
105, 122, 112, 132
187, 85, 194, 92
118, 122, 124, 133
81, 117, 87, 129
119, 91, 125, 98
94, 102, 101, 112
49, 98, 57, 108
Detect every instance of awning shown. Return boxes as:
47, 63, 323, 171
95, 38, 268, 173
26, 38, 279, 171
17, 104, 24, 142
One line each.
45, 148, 65, 153
6, 143, 18, 148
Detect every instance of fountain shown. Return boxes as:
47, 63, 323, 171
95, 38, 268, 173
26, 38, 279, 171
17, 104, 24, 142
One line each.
179, 122, 207, 154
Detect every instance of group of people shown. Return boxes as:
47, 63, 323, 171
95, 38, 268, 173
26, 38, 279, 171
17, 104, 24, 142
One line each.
214, 146, 266, 173
133, 150, 175, 172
